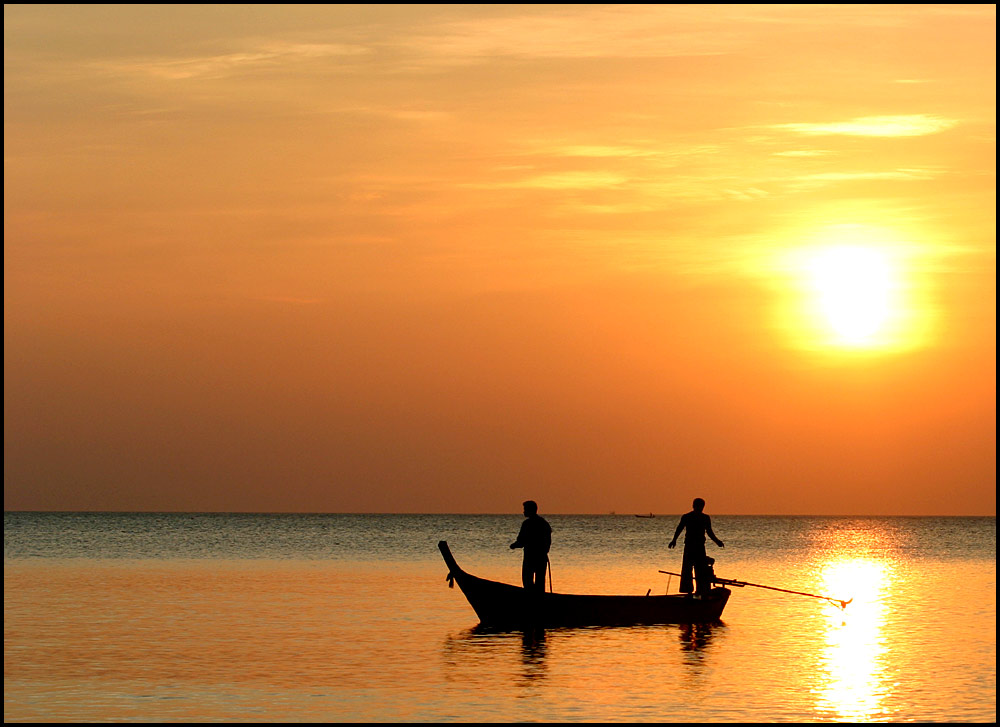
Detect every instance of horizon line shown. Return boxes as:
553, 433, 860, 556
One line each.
4, 509, 995, 518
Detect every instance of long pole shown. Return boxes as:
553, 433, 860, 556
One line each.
659, 571, 852, 609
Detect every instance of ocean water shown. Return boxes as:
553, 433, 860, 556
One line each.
3, 513, 995, 723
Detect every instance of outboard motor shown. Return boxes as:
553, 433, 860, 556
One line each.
696, 556, 717, 594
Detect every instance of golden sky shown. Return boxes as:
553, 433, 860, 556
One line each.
4, 4, 995, 514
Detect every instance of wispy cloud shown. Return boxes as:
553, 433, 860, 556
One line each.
773, 150, 831, 157
801, 169, 939, 181
319, 105, 452, 123
95, 42, 370, 81
550, 145, 661, 159
775, 114, 958, 137
786, 169, 942, 190
464, 171, 631, 190
723, 187, 770, 200
401, 6, 740, 64
391, 4, 995, 72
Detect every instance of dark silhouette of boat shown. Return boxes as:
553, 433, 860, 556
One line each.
635, 512, 655, 518
439, 540, 730, 628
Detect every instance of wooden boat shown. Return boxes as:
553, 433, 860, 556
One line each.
439, 540, 730, 628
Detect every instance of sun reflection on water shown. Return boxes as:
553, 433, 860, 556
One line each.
815, 558, 893, 721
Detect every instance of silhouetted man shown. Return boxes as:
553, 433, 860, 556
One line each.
669, 498, 724, 595
510, 500, 551, 593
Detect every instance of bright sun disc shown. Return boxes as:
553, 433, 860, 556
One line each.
772, 222, 936, 354
805, 245, 896, 346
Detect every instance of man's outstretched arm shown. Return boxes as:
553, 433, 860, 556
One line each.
668, 517, 685, 549
707, 519, 724, 548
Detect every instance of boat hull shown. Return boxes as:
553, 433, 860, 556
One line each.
439, 540, 729, 628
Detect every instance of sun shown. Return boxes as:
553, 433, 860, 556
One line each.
804, 245, 897, 347
772, 223, 935, 354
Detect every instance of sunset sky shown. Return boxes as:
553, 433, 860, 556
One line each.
4, 4, 995, 515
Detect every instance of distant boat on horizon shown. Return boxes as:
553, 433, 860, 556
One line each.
635, 513, 655, 518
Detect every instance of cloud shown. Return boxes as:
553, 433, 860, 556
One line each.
775, 114, 958, 138
464, 171, 631, 190
723, 187, 770, 200
773, 150, 831, 157
400, 6, 739, 64
550, 145, 661, 159
391, 4, 996, 72
804, 169, 939, 181
95, 42, 370, 81
785, 169, 941, 190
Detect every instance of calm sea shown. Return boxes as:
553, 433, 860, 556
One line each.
3, 513, 995, 723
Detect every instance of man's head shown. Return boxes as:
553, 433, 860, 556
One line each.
692, 498, 706, 512
523, 500, 538, 516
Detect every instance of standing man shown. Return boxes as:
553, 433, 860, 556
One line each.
510, 500, 551, 593
668, 498, 724, 595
